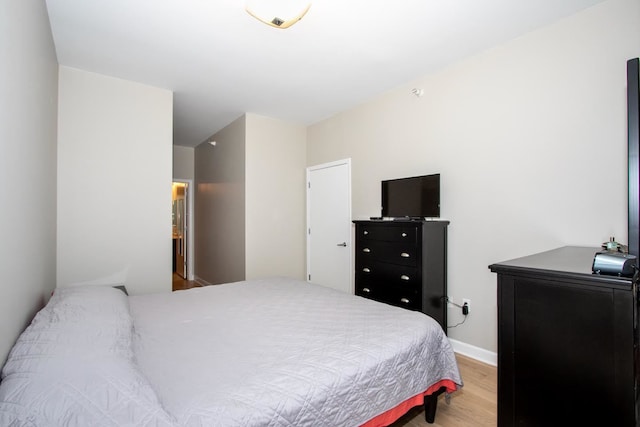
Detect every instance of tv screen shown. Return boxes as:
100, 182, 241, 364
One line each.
381, 174, 440, 218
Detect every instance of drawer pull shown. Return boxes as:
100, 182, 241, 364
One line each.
400, 252, 410, 258
400, 274, 410, 281
400, 298, 410, 304
363, 230, 369, 235
363, 268, 371, 273
362, 287, 371, 293
363, 248, 371, 253
401, 232, 407, 237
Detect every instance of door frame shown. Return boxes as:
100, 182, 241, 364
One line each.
306, 158, 352, 292
173, 178, 194, 281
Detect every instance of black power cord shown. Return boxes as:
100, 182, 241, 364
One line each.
444, 296, 469, 329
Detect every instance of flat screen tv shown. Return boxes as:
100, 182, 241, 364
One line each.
381, 173, 440, 218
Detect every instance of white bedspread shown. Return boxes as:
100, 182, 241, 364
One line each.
129, 277, 462, 426
0, 286, 173, 427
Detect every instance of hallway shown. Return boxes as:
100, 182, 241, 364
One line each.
172, 273, 200, 291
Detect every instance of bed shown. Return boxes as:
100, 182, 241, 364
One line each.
0, 277, 462, 426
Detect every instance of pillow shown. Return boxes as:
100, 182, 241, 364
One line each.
0, 285, 174, 426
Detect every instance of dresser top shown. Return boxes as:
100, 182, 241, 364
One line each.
353, 219, 450, 225
489, 246, 634, 285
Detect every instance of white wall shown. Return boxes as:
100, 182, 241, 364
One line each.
245, 114, 307, 280
57, 67, 173, 295
307, 0, 640, 361
0, 1, 58, 364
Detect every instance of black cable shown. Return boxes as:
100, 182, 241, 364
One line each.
448, 315, 467, 328
444, 296, 468, 329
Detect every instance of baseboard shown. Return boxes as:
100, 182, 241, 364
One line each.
449, 338, 497, 367
193, 276, 211, 286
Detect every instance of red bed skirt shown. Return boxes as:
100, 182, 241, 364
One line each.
360, 379, 458, 427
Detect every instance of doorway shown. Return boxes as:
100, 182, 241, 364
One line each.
306, 159, 352, 293
172, 180, 194, 281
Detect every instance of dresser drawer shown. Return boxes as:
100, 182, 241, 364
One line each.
355, 281, 421, 311
356, 239, 418, 267
387, 285, 421, 310
356, 260, 422, 311
358, 224, 417, 245
355, 262, 420, 287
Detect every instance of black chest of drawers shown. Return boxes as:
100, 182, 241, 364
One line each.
490, 246, 640, 426
353, 220, 449, 331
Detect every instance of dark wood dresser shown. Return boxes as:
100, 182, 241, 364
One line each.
353, 220, 449, 331
489, 246, 639, 426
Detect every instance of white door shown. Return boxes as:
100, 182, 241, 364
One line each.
306, 159, 352, 293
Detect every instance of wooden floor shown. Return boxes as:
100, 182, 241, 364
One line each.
172, 273, 201, 291
391, 353, 497, 427
172, 274, 497, 426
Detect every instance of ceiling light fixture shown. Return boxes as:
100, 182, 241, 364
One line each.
245, 0, 312, 29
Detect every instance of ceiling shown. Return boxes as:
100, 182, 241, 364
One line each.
45, 0, 605, 148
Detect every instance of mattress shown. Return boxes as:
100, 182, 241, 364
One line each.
129, 277, 462, 426
0, 278, 462, 426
